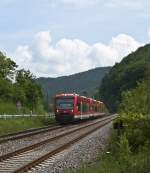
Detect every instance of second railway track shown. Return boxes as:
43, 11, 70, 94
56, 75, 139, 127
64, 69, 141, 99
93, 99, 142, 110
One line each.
0, 115, 115, 173
0, 124, 62, 144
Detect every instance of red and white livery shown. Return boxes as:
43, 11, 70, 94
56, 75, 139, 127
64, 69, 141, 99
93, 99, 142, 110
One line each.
54, 93, 106, 123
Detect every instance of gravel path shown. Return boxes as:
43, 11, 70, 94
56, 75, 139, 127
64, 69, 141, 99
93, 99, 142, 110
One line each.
30, 122, 113, 173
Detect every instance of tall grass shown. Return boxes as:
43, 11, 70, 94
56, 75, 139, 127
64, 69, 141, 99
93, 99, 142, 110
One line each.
0, 116, 55, 136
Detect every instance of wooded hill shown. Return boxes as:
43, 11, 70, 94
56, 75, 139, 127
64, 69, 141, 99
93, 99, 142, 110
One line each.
37, 67, 110, 107
99, 43, 150, 112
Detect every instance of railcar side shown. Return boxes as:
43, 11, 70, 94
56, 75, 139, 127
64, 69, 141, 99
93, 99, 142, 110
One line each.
54, 93, 106, 123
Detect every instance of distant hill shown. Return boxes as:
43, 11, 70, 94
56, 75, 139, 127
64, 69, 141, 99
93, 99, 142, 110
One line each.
100, 43, 150, 112
37, 67, 111, 105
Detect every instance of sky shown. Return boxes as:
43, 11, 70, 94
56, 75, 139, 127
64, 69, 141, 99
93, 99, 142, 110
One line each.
0, 0, 150, 77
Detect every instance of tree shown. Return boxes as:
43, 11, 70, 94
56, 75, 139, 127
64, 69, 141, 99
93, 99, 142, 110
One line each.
15, 69, 43, 112
0, 51, 45, 114
16, 69, 35, 85
0, 52, 17, 101
0, 52, 17, 80
119, 80, 150, 115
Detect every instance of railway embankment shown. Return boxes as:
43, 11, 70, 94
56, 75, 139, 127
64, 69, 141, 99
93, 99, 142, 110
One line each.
0, 116, 114, 173
0, 115, 55, 136
32, 120, 113, 173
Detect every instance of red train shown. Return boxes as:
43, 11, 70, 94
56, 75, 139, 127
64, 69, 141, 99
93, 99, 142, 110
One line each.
54, 93, 106, 123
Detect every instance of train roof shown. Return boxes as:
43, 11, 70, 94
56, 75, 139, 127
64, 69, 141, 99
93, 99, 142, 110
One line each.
55, 93, 79, 97
55, 93, 103, 103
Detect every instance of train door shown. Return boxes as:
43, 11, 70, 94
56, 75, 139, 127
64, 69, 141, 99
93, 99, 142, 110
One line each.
80, 102, 83, 119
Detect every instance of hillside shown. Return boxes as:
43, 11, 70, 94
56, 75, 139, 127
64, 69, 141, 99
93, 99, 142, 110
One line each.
37, 67, 111, 105
99, 43, 150, 112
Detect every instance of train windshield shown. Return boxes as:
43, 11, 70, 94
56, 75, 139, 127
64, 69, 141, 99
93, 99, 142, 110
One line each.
56, 98, 74, 109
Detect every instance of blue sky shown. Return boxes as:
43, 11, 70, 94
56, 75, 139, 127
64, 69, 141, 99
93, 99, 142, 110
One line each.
0, 0, 150, 77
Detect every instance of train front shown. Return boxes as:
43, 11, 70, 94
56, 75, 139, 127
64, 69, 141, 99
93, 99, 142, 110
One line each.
54, 94, 76, 123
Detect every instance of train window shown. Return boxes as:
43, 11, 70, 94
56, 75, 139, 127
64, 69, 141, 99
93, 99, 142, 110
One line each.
77, 102, 81, 112
84, 103, 89, 112
92, 105, 94, 111
87, 104, 89, 112
90, 105, 92, 111
95, 105, 97, 112
82, 103, 87, 113
56, 98, 74, 109
82, 104, 85, 112
93, 105, 99, 112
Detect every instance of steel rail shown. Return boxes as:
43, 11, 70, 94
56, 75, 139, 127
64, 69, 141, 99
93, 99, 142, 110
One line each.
0, 124, 55, 138
0, 114, 108, 144
0, 114, 110, 144
0, 115, 114, 163
13, 117, 114, 173
0, 124, 62, 144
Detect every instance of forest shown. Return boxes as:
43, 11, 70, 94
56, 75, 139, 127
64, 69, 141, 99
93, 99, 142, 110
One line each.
99, 43, 150, 112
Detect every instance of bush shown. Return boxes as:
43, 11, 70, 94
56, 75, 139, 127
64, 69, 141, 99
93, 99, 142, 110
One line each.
119, 80, 150, 115
0, 101, 18, 114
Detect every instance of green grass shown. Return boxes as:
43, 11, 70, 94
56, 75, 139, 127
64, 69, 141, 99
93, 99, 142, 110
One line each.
0, 116, 55, 136
72, 151, 150, 173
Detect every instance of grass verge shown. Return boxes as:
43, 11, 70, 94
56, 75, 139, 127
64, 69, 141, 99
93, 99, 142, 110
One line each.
0, 116, 55, 136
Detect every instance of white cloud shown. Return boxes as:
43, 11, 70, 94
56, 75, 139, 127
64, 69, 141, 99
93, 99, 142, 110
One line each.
147, 28, 150, 37
62, 0, 99, 7
60, 0, 149, 10
12, 31, 143, 77
0, 0, 148, 10
110, 34, 142, 59
106, 0, 144, 8
12, 45, 33, 70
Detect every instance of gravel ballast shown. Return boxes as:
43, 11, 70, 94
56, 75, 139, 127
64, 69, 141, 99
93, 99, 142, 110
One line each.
0, 123, 85, 156
0, 117, 110, 157
31, 122, 113, 173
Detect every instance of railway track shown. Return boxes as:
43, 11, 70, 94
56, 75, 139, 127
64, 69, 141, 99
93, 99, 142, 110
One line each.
0, 115, 115, 173
0, 124, 62, 144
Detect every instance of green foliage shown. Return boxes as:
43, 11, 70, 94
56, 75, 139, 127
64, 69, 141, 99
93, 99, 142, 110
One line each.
117, 80, 150, 150
0, 101, 18, 114
69, 78, 150, 173
120, 80, 150, 115
0, 51, 17, 79
99, 44, 150, 112
0, 52, 45, 114
118, 114, 150, 151
0, 79, 14, 100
